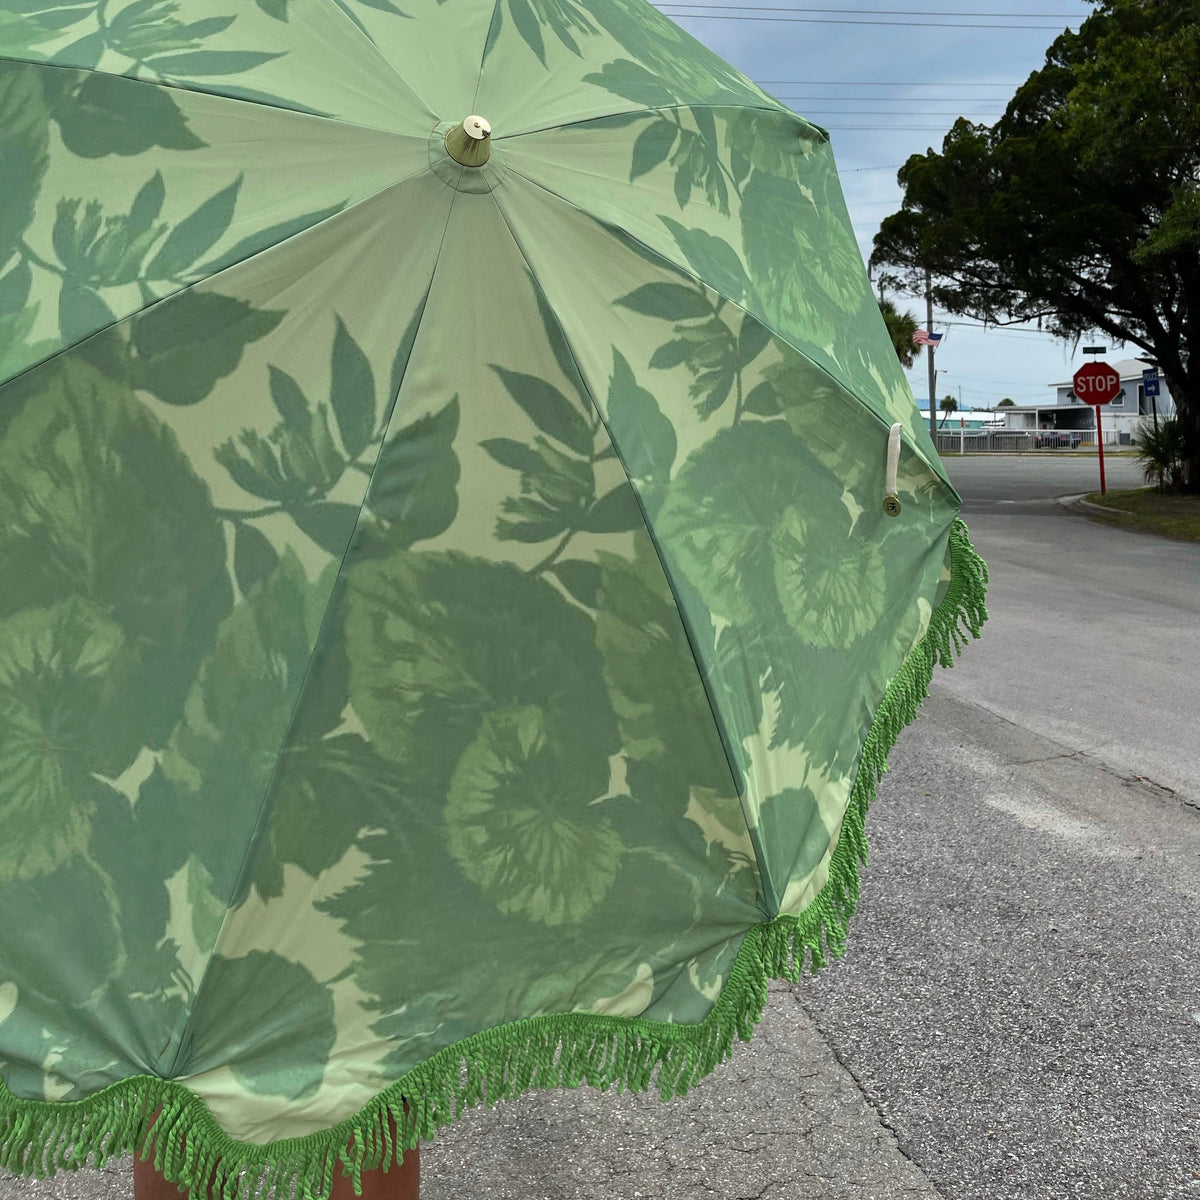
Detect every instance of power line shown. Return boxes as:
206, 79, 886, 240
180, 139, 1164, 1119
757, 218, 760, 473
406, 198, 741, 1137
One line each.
755, 79, 1021, 84
770, 94, 1011, 100
658, 11, 1074, 27
797, 109, 1003, 115
658, 4, 1080, 14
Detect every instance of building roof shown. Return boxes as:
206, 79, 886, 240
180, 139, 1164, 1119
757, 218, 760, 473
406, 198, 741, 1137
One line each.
1049, 358, 1151, 388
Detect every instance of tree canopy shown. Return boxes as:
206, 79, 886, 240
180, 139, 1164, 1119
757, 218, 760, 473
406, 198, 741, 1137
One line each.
877, 297, 922, 368
871, 0, 1200, 489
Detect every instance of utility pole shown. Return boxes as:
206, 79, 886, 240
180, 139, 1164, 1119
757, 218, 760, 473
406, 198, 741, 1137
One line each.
925, 265, 937, 440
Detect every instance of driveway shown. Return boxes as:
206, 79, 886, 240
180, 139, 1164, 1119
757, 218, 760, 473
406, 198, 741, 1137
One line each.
939, 454, 1199, 802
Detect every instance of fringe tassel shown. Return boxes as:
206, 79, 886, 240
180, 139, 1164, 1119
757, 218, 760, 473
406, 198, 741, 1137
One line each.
0, 519, 987, 1200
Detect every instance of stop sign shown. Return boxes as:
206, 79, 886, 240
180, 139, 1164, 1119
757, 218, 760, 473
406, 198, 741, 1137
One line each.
1073, 362, 1120, 405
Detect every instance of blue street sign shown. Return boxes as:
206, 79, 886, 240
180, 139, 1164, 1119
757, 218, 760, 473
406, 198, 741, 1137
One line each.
1143, 367, 1161, 398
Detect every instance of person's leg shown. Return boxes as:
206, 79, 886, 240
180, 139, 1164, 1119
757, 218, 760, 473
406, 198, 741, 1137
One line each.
133, 1111, 420, 1200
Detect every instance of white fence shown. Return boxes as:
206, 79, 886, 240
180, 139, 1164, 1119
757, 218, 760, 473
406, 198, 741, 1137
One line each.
934, 428, 1132, 453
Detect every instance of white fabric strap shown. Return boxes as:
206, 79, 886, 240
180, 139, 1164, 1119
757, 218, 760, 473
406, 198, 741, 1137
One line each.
885, 422, 902, 498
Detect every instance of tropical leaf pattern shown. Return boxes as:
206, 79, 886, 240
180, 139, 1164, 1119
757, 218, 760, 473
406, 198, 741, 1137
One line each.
0, 0, 968, 1157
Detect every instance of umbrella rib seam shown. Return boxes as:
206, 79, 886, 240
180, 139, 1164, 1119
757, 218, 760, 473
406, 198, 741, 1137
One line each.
499, 101, 811, 141
1, 53, 432, 139
157, 182, 464, 1083
499, 161, 952, 492
319, 0, 438, 123
483, 187, 771, 912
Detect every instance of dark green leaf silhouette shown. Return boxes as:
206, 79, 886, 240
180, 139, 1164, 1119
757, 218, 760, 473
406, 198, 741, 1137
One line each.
738, 312, 772, 366
132, 289, 284, 405
0, 262, 32, 317
508, 0, 545, 64
743, 380, 781, 416
146, 51, 287, 76
0, 359, 232, 751
667, 123, 728, 215
550, 559, 602, 607
615, 282, 711, 321
196, 202, 346, 276
159, 551, 326, 898
630, 118, 676, 181
254, 0, 289, 18
255, 733, 398, 900
492, 366, 594, 456
480, 437, 543, 476
757, 787, 831, 885
582, 59, 675, 107
50, 30, 105, 68
484, 434, 594, 543
346, 552, 618, 774
646, 314, 739, 419
446, 705, 623, 926
606, 349, 675, 482
658, 420, 884, 650
216, 399, 343, 505
369, 397, 460, 546
52, 195, 162, 287
330, 316, 376, 458
292, 503, 361, 557
0, 855, 123, 1010
53, 72, 205, 157
0, 66, 51, 271
268, 365, 309, 429
184, 953, 336, 1100
233, 523, 280, 598
0, 600, 126, 882
146, 176, 242, 280
660, 218, 750, 303
580, 484, 642, 534
58, 283, 116, 343
388, 295, 429, 406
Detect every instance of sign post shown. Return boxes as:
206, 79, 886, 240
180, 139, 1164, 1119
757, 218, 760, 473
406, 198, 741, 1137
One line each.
1143, 367, 1161, 434
1073, 362, 1120, 494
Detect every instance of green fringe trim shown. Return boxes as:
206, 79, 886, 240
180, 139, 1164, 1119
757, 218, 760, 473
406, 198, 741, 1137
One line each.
0, 517, 988, 1200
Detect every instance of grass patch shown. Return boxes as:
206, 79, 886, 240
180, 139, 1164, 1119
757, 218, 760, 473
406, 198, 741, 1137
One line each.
1083, 487, 1200, 542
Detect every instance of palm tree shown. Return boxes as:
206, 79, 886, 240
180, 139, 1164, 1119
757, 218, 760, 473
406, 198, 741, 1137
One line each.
878, 297, 921, 368
938, 396, 958, 428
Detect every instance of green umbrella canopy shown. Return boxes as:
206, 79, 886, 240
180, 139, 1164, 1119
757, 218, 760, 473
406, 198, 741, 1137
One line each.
0, 0, 987, 1194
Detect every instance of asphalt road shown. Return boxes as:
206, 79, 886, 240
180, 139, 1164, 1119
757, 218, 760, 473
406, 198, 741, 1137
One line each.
4, 453, 1198, 1200
938, 454, 1199, 802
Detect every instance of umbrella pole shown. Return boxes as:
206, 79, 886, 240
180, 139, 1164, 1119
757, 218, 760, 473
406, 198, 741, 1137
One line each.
133, 1110, 420, 1200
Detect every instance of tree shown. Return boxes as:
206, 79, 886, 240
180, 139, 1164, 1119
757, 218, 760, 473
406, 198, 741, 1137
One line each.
871, 0, 1200, 491
939, 395, 958, 428
878, 296, 922, 368
997, 398, 1016, 407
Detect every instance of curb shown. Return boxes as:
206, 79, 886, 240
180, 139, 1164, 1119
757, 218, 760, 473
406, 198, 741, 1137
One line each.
1058, 493, 1134, 517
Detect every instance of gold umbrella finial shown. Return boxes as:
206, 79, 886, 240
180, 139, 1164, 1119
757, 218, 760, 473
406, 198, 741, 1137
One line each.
445, 115, 492, 166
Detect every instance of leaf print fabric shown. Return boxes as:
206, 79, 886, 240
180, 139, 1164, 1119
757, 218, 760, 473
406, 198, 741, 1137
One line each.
0, 0, 983, 1170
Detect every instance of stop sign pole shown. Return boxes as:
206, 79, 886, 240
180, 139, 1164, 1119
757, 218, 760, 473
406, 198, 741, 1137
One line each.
1073, 362, 1121, 494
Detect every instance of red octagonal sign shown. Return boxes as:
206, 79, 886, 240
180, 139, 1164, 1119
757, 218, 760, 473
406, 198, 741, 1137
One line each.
1073, 362, 1120, 405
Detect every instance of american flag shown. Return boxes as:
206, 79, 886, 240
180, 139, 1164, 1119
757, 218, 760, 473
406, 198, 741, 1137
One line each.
913, 329, 943, 347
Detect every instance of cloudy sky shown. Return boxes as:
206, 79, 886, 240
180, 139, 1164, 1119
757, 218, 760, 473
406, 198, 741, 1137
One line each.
654, 0, 1100, 411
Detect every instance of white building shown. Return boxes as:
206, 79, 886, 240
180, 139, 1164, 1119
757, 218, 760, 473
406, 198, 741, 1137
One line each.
996, 358, 1177, 444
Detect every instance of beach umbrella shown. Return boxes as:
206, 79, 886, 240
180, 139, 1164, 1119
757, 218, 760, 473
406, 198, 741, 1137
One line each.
0, 1, 987, 1195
